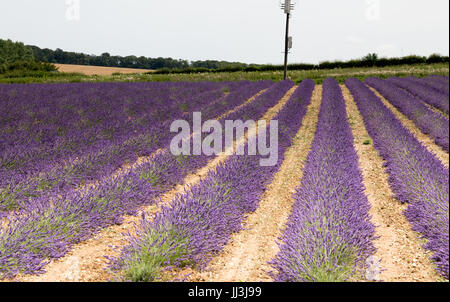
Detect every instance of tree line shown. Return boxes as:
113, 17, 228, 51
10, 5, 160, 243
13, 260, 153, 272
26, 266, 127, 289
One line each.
1, 38, 448, 76
154, 53, 449, 74
0, 39, 57, 75
0, 39, 34, 64
28, 44, 251, 70
1, 38, 251, 74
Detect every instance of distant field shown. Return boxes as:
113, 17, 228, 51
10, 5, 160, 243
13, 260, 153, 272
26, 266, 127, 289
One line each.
54, 64, 154, 75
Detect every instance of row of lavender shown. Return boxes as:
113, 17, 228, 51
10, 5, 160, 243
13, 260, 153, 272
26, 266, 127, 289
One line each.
108, 80, 315, 282
346, 78, 449, 279
0, 80, 293, 279
386, 77, 449, 114
270, 78, 376, 282
365, 77, 449, 152
0, 81, 272, 213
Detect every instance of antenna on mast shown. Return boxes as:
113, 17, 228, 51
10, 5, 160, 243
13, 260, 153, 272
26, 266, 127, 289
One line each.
281, 0, 295, 14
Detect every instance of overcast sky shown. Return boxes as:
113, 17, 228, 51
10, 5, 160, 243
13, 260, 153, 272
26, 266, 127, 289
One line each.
1, 0, 449, 64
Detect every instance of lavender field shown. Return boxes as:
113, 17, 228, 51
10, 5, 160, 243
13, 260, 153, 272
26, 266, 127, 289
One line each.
0, 76, 448, 282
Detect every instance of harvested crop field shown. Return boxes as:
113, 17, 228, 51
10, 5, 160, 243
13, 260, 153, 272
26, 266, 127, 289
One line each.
54, 64, 154, 76
0, 75, 448, 282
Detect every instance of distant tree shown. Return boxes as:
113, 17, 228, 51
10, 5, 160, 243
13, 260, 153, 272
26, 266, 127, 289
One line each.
427, 53, 448, 64
0, 39, 34, 64
100, 52, 111, 66
362, 53, 379, 66
137, 56, 150, 69
53, 48, 66, 63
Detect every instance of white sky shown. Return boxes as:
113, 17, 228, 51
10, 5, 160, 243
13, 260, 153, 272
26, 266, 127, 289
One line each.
1, 0, 449, 64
